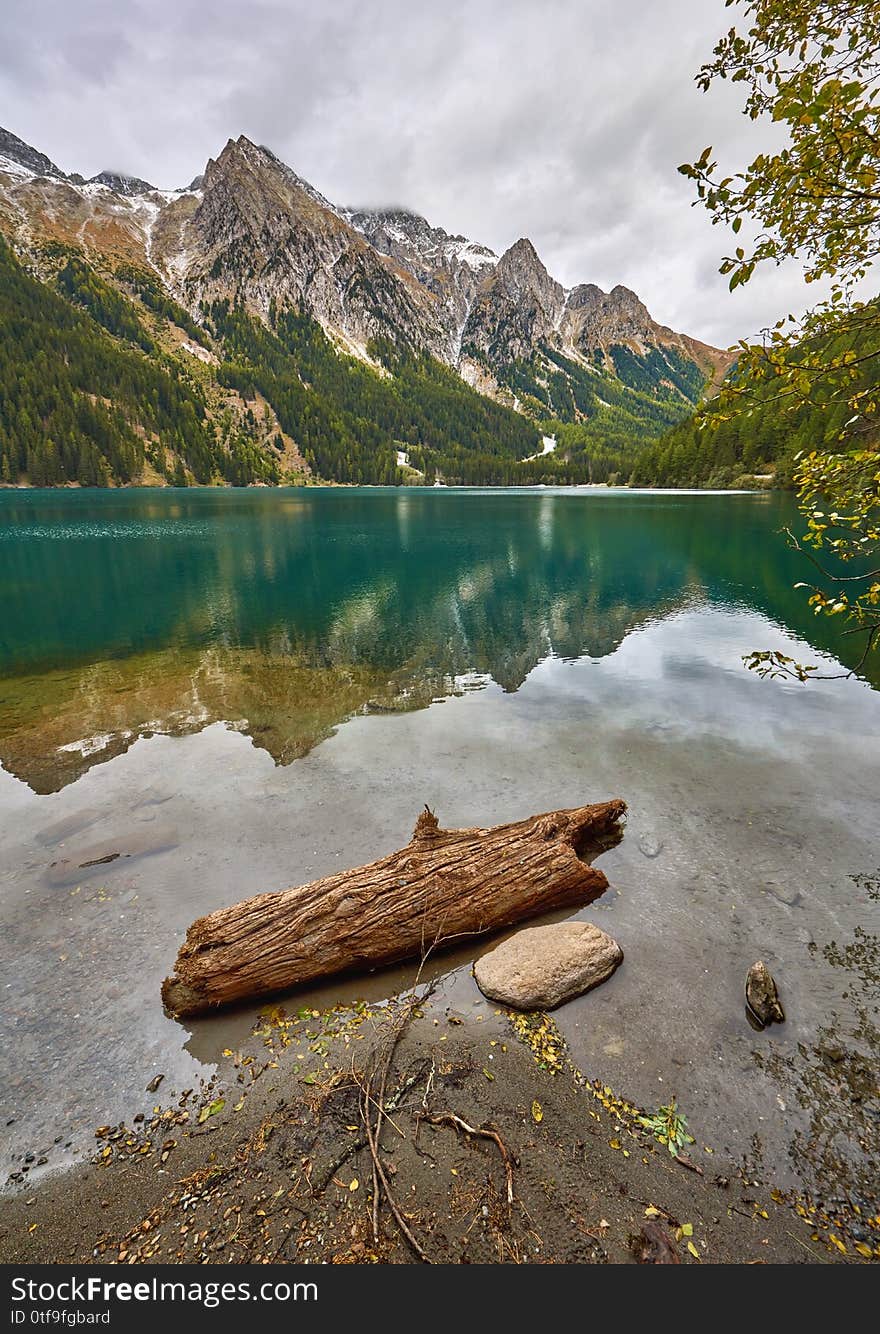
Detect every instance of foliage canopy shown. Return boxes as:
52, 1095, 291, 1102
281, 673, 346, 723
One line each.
681, 0, 880, 674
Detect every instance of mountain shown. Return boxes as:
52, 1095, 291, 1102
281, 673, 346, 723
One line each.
0, 126, 734, 488
342, 205, 497, 354
0, 126, 67, 179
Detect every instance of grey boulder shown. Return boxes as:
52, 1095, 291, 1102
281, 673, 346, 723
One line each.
474, 921, 623, 1010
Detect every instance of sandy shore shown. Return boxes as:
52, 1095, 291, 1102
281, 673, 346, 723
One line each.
0, 989, 856, 1266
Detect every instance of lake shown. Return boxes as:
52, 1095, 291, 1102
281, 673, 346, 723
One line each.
1, 486, 878, 1210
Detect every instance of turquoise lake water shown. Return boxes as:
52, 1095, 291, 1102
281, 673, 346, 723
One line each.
0, 487, 877, 1207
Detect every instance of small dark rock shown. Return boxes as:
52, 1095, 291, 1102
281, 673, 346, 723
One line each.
631, 1221, 680, 1263
146, 1073, 164, 1094
819, 1043, 845, 1063
745, 960, 785, 1029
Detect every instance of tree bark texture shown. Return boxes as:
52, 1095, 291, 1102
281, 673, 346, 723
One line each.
162, 799, 626, 1017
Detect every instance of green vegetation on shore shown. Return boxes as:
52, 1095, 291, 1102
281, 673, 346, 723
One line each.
0, 239, 281, 487
630, 316, 880, 489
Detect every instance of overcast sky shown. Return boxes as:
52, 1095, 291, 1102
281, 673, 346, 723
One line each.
0, 0, 841, 347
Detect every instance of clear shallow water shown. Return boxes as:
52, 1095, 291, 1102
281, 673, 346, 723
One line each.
0, 487, 878, 1206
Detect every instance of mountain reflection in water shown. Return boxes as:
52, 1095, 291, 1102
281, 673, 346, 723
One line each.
1, 487, 869, 794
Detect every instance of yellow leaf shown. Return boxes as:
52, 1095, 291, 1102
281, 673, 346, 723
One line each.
609, 1138, 621, 1150
681, 1222, 693, 1237
531, 1100, 543, 1123
349, 1178, 359, 1192
829, 1234, 847, 1254
854, 1242, 872, 1259
645, 1206, 661, 1218
687, 1240, 700, 1259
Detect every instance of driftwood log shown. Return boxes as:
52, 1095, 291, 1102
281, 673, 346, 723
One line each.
162, 799, 626, 1018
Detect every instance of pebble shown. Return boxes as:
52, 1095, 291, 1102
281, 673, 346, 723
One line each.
638, 834, 664, 859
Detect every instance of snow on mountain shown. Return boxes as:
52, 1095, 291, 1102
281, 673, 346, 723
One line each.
0, 123, 732, 409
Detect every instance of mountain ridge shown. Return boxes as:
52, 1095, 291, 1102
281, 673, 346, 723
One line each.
0, 125, 730, 379
0, 124, 735, 489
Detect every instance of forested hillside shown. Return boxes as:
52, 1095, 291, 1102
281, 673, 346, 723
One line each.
4, 237, 695, 489
212, 300, 544, 485
630, 316, 880, 489
1, 240, 565, 487
0, 234, 749, 490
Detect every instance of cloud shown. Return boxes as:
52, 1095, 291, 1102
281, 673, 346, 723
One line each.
0, 0, 850, 345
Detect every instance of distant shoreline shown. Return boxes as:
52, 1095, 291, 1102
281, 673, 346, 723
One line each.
0, 480, 779, 496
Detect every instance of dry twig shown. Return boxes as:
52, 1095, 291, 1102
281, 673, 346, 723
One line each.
418, 1110, 515, 1206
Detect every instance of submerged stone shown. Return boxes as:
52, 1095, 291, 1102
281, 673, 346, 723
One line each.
745, 960, 785, 1030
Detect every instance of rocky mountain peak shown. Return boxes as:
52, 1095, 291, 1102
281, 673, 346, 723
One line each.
563, 282, 604, 310
204, 135, 337, 215
344, 205, 496, 274
0, 126, 67, 179
86, 170, 156, 196
167, 133, 449, 362
460, 236, 565, 367
493, 238, 562, 305
561, 280, 660, 355
0, 123, 731, 418
500, 236, 541, 266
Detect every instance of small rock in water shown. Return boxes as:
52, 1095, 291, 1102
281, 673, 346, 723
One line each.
474, 921, 623, 1010
638, 833, 664, 859
145, 1073, 164, 1094
745, 960, 785, 1030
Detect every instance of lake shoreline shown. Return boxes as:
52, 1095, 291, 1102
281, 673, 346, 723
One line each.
0, 992, 841, 1265
0, 479, 779, 494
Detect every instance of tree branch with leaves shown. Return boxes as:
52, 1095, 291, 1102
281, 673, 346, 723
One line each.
681, 0, 880, 678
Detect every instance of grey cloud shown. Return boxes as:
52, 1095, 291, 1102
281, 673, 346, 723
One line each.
0, 0, 844, 345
